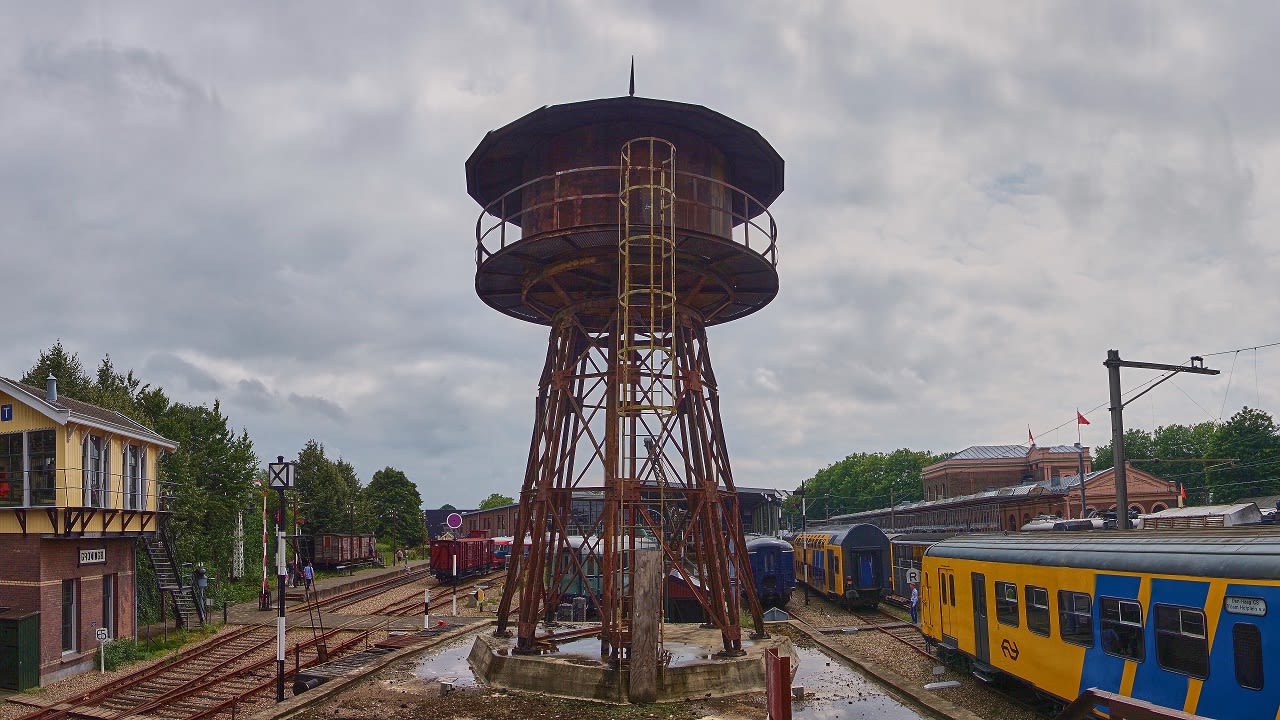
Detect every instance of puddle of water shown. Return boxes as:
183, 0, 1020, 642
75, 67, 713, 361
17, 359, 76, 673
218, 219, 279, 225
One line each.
413, 637, 479, 688
790, 643, 924, 720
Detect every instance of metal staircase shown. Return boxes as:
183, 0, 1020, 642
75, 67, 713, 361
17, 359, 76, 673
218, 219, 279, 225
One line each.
142, 524, 204, 628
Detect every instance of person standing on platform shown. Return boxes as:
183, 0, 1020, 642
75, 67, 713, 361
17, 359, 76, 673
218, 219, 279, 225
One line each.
909, 582, 919, 624
194, 564, 208, 611
303, 560, 314, 592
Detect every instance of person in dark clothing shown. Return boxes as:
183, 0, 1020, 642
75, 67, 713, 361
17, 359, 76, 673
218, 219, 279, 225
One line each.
194, 565, 208, 609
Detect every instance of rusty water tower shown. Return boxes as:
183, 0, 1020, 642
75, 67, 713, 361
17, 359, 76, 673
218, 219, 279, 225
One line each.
467, 92, 783, 660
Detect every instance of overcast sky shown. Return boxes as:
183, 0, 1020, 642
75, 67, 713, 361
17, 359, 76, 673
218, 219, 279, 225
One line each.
3, 2, 1277, 508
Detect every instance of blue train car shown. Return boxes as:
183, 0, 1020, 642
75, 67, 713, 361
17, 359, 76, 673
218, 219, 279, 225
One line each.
746, 535, 795, 608
920, 530, 1280, 718
793, 523, 890, 609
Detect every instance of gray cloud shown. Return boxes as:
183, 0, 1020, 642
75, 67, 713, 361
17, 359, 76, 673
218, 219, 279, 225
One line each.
0, 2, 1275, 506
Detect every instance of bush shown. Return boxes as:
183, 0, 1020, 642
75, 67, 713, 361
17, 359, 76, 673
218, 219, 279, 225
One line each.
101, 638, 145, 671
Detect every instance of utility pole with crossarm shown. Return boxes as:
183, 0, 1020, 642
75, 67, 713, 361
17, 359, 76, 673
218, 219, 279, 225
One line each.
1104, 351, 1218, 529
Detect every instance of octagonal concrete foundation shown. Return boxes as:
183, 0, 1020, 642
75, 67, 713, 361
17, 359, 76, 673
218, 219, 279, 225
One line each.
469, 623, 797, 704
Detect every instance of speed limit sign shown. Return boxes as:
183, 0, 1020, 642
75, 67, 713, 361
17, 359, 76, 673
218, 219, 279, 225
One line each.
95, 627, 110, 643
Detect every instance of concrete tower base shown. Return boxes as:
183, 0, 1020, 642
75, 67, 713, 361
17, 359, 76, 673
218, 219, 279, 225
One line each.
469, 624, 797, 704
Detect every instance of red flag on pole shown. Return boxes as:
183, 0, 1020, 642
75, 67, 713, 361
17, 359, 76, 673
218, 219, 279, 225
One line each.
1077, 410, 1090, 425
1028, 425, 1035, 446
1179, 483, 1186, 508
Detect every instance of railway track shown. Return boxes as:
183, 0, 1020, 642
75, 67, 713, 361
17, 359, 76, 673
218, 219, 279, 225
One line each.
845, 607, 933, 658
12, 624, 371, 720
6, 564, 519, 720
376, 573, 505, 617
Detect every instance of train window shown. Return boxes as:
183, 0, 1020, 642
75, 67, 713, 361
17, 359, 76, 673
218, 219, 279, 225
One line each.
1154, 605, 1208, 678
1058, 590, 1093, 647
995, 581, 1019, 627
949, 574, 956, 607
1100, 597, 1145, 661
940, 573, 948, 605
1233, 623, 1263, 690
1025, 585, 1050, 636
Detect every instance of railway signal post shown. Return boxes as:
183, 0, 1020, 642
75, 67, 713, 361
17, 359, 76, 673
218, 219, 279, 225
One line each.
268, 456, 295, 702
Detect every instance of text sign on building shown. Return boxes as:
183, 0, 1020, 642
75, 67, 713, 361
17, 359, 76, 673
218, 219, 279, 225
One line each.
79, 548, 107, 565
0, 404, 11, 421
1225, 596, 1267, 617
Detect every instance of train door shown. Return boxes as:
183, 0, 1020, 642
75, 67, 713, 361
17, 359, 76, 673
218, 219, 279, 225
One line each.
938, 567, 955, 642
971, 572, 990, 664
858, 552, 875, 589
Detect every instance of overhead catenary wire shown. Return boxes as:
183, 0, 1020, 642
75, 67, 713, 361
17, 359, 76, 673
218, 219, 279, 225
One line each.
1026, 340, 1280, 448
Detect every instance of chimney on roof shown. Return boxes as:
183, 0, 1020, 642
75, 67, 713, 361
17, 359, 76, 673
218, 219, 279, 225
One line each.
46, 374, 58, 403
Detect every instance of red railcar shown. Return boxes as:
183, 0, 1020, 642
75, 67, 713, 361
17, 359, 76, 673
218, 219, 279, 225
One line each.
310, 533, 379, 570
430, 536, 494, 582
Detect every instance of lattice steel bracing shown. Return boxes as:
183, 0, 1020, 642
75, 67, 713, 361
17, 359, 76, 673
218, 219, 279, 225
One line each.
469, 95, 783, 662
492, 305, 766, 656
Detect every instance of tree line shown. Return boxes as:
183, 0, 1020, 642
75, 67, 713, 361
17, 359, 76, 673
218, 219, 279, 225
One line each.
789, 448, 949, 525
1092, 407, 1280, 505
21, 341, 427, 614
789, 407, 1280, 527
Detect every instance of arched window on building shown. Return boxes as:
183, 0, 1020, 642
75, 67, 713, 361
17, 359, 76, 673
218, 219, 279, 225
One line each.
1023, 513, 1032, 526
1151, 503, 1167, 513
1008, 514, 1018, 531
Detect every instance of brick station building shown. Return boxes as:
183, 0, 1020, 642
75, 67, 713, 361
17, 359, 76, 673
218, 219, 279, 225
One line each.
823, 445, 1178, 533
0, 376, 176, 686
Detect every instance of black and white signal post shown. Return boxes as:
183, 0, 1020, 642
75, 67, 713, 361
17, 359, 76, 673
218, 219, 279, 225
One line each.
267, 455, 294, 701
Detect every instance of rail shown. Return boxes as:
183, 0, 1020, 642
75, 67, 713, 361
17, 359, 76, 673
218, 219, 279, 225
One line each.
475, 165, 778, 268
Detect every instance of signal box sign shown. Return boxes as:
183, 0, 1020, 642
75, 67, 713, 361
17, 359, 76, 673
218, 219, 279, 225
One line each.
79, 548, 107, 565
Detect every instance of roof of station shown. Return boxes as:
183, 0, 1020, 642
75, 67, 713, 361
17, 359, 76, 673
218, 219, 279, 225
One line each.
466, 95, 785, 210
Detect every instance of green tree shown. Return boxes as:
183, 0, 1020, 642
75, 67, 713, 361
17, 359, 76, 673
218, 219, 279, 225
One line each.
363, 467, 424, 547
334, 458, 365, 533
1092, 428, 1158, 473
794, 448, 947, 525
22, 340, 94, 399
292, 441, 352, 537
1206, 407, 1280, 503
158, 400, 259, 579
478, 492, 515, 510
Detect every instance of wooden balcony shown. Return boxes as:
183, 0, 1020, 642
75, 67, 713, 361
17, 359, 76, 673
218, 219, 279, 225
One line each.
0, 468, 172, 537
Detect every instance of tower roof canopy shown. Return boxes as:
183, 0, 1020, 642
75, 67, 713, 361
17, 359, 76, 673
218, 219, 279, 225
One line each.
466, 95, 785, 209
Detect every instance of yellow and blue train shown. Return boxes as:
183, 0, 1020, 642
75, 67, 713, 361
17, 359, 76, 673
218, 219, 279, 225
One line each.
792, 524, 890, 609
920, 530, 1280, 719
